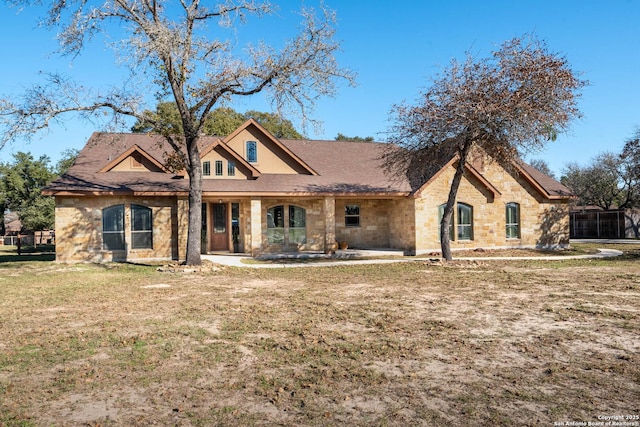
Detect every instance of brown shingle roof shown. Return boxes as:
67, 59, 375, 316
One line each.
44, 133, 412, 196
44, 132, 571, 200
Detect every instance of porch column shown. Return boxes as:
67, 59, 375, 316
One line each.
250, 197, 262, 256
324, 196, 336, 254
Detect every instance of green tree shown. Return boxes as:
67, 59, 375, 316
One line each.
56, 148, 80, 176
243, 110, 304, 139
385, 35, 586, 261
561, 151, 637, 210
0, 152, 56, 236
0, 1, 355, 266
132, 104, 303, 139
335, 133, 374, 142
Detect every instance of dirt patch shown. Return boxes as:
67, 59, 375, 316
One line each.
0, 254, 638, 425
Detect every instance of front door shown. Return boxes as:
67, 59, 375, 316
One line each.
211, 203, 228, 251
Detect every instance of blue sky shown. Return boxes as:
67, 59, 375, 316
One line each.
1, 0, 639, 178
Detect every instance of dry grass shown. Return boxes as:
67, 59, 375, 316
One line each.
0, 245, 639, 426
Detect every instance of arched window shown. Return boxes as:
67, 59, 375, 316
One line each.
289, 205, 306, 244
267, 205, 284, 243
131, 204, 153, 249
102, 205, 125, 250
246, 141, 257, 163
457, 203, 473, 240
506, 202, 520, 239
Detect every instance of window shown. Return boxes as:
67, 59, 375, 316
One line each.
102, 205, 125, 250
506, 202, 520, 239
345, 205, 360, 227
215, 160, 223, 176
457, 203, 473, 240
267, 205, 284, 243
289, 205, 306, 244
203, 161, 211, 176
131, 205, 153, 249
228, 161, 236, 176
246, 141, 257, 163
438, 204, 454, 241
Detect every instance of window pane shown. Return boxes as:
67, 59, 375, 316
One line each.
213, 204, 226, 233
228, 161, 235, 176
132, 205, 152, 231
103, 205, 124, 250
345, 204, 360, 227
132, 232, 152, 249
289, 206, 306, 244
103, 233, 124, 251
289, 206, 306, 228
215, 160, 223, 176
457, 203, 473, 240
267, 205, 284, 244
203, 161, 211, 176
103, 205, 124, 232
267, 206, 284, 228
506, 203, 520, 239
246, 141, 257, 163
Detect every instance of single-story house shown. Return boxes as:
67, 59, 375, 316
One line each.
43, 119, 573, 262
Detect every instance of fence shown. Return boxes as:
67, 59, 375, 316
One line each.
570, 210, 625, 239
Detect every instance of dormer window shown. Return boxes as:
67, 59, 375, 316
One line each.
203, 161, 211, 176
246, 141, 257, 163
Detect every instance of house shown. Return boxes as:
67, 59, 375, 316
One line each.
43, 119, 573, 262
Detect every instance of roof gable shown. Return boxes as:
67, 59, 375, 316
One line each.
414, 155, 502, 199
99, 144, 167, 173
200, 139, 261, 179
223, 119, 318, 175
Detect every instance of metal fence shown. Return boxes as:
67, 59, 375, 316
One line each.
570, 210, 625, 239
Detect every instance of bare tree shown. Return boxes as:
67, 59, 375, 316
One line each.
384, 35, 586, 261
0, 0, 356, 265
622, 127, 640, 201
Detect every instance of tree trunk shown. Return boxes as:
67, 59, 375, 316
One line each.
440, 144, 471, 261
184, 136, 203, 266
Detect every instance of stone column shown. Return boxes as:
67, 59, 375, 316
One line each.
250, 197, 262, 256
324, 196, 336, 253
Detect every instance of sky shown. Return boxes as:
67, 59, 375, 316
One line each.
0, 0, 639, 178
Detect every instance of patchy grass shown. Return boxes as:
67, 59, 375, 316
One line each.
0, 245, 639, 425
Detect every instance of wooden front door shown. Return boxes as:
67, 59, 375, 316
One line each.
210, 203, 229, 251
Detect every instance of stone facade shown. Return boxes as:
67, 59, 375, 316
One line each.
55, 195, 178, 263
412, 160, 570, 254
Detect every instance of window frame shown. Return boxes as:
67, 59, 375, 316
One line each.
203, 161, 211, 176
345, 204, 360, 227
215, 160, 223, 176
267, 205, 285, 244
457, 203, 474, 241
506, 202, 520, 239
102, 205, 125, 251
131, 204, 153, 249
228, 161, 236, 176
246, 141, 257, 163
288, 205, 307, 245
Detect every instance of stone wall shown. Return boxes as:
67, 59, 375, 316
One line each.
334, 199, 392, 249
413, 159, 570, 254
55, 195, 178, 262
